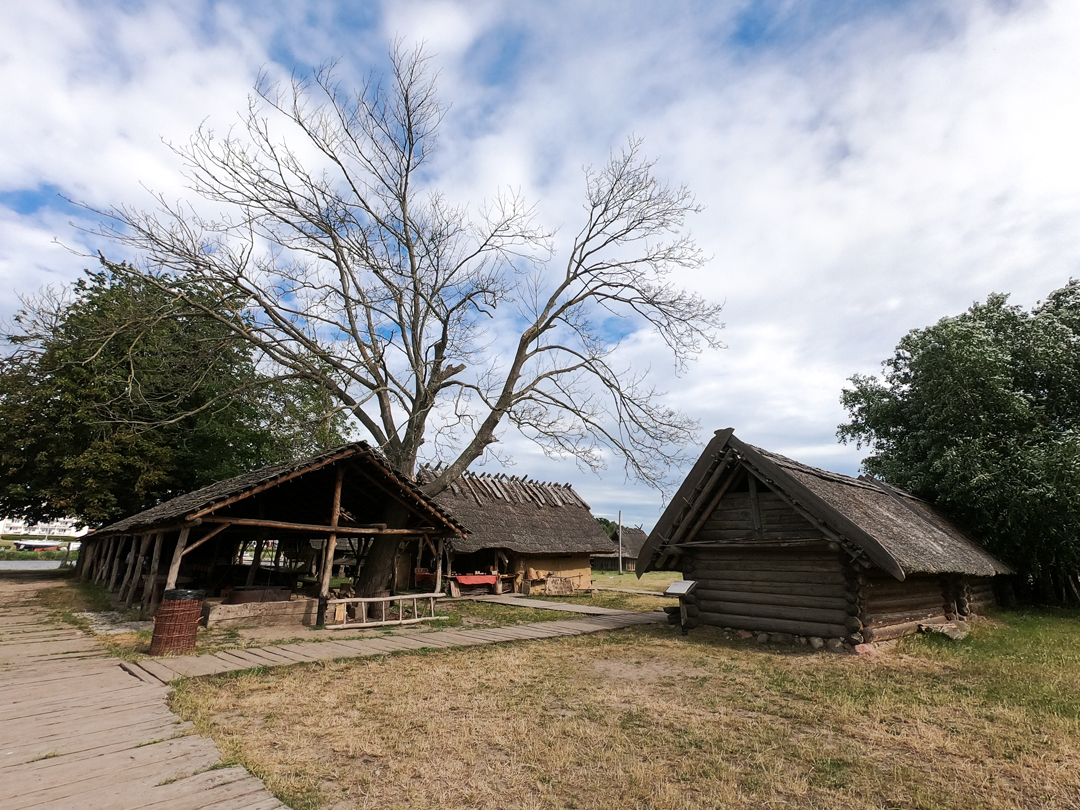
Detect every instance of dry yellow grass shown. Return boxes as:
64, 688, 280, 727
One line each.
170, 616, 1080, 810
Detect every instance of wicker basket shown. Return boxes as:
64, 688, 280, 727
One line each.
150, 589, 205, 656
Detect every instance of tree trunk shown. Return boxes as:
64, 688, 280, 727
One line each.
353, 502, 411, 597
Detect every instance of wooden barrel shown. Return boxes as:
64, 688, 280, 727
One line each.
150, 589, 204, 656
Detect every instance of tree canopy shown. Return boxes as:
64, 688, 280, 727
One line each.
0, 265, 348, 526
92, 44, 724, 499
838, 282, 1080, 600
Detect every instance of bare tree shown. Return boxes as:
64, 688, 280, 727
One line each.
93, 44, 724, 593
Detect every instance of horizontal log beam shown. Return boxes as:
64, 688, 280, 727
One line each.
862, 594, 950, 613
683, 569, 849, 585
687, 561, 845, 575
695, 530, 825, 543
689, 579, 855, 599
863, 619, 936, 642
696, 600, 857, 628
863, 607, 948, 626
199, 517, 432, 535
696, 612, 850, 639
690, 549, 837, 562
693, 588, 856, 613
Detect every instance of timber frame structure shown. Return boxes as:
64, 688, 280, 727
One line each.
77, 442, 465, 621
638, 429, 1011, 643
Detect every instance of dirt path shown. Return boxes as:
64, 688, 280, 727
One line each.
0, 572, 285, 810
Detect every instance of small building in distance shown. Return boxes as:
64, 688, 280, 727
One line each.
637, 429, 1010, 644
428, 471, 614, 594
592, 526, 648, 572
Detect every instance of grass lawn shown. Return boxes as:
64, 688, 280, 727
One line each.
169, 608, 1080, 810
590, 570, 682, 592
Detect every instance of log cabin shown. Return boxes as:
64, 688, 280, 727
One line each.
424, 471, 615, 594
78, 442, 464, 625
637, 429, 1010, 644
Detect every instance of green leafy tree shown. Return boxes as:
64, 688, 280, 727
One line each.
838, 282, 1080, 602
0, 265, 348, 526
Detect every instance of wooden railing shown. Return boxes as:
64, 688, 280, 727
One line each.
324, 594, 446, 630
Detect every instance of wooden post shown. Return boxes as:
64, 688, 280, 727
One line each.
748, 474, 764, 538
144, 532, 164, 617
117, 534, 141, 599
164, 527, 191, 591
618, 510, 623, 574
245, 529, 266, 586
317, 467, 346, 625
108, 536, 128, 592
79, 540, 95, 581
434, 535, 444, 596
124, 533, 153, 608
95, 536, 114, 584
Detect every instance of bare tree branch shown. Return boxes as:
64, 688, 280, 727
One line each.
83, 42, 724, 499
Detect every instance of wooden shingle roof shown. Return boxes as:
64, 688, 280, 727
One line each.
427, 471, 614, 556
638, 429, 1010, 580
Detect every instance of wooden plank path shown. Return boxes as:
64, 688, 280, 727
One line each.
125, 608, 665, 684
0, 573, 285, 810
1, 572, 665, 809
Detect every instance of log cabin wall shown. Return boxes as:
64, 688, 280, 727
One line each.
856, 568, 951, 642
677, 473, 862, 641
681, 545, 861, 639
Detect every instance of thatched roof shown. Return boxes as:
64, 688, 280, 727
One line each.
638, 429, 1010, 580
91, 442, 464, 539
594, 526, 649, 558
428, 471, 614, 556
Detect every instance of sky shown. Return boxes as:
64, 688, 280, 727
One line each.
3, 0, 1080, 531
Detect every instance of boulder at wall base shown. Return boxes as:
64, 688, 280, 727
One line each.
809, 637, 825, 650
824, 638, 845, 653
854, 643, 877, 657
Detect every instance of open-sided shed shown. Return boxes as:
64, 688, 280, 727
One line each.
78, 442, 464, 623
638, 429, 1010, 643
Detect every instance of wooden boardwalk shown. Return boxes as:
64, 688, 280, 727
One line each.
1, 572, 664, 808
127, 608, 664, 683
0, 573, 285, 810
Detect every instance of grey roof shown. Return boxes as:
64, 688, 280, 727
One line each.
594, 526, 649, 558
639, 429, 1010, 580
91, 442, 464, 538
429, 471, 614, 556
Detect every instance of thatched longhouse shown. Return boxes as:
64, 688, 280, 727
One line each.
638, 429, 1010, 643
430, 471, 614, 593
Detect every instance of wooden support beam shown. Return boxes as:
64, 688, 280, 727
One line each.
94, 536, 114, 585
164, 527, 191, 591
748, 474, 764, 539
107, 536, 128, 592
246, 529, 267, 586
123, 533, 154, 608
180, 522, 233, 558
318, 467, 346, 623
198, 516, 416, 535
144, 532, 164, 616
117, 534, 141, 599
79, 540, 96, 582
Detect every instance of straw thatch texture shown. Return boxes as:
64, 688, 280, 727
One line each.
430, 472, 613, 556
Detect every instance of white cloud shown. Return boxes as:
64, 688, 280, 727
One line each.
4, 0, 1080, 532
